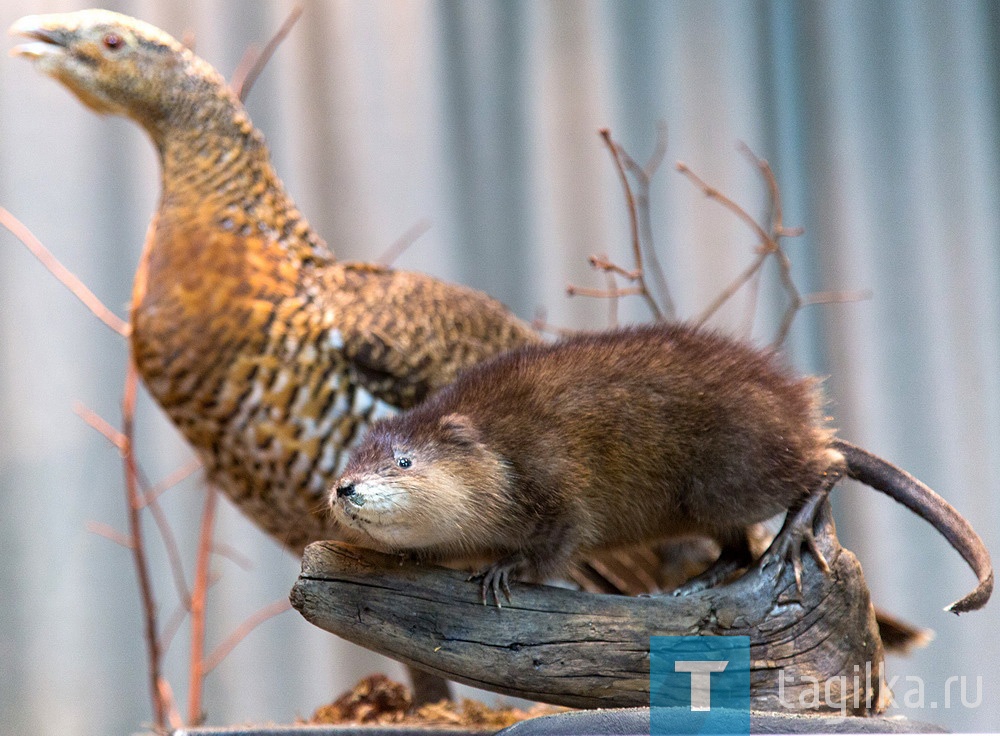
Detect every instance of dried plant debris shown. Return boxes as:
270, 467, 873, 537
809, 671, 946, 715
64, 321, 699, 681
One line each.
308, 674, 564, 729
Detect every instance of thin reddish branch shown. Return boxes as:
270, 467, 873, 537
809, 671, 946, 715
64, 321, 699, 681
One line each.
232, 5, 304, 101
203, 599, 293, 674
187, 487, 219, 726
604, 268, 619, 327
74, 402, 126, 450
158, 678, 184, 731
598, 129, 664, 321
140, 457, 203, 509
735, 144, 802, 344
0, 207, 130, 336
145, 495, 193, 612
618, 121, 675, 319
378, 218, 433, 266
677, 145, 809, 345
159, 603, 189, 659
692, 249, 770, 328
76, 400, 194, 609
589, 254, 641, 281
676, 161, 773, 246
801, 288, 873, 306
211, 542, 255, 572
122, 360, 167, 730
567, 284, 645, 299
86, 520, 135, 549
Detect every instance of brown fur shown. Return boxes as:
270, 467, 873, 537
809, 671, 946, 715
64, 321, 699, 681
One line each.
333, 323, 838, 585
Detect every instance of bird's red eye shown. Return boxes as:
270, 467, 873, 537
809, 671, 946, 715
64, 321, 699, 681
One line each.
103, 33, 123, 50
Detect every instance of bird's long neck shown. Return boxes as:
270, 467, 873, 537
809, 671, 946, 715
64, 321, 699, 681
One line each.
147, 68, 332, 265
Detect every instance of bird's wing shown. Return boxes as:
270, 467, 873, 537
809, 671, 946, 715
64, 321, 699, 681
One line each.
330, 263, 540, 408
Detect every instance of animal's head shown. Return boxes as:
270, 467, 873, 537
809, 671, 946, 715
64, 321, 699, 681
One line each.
332, 412, 510, 553
9, 10, 227, 127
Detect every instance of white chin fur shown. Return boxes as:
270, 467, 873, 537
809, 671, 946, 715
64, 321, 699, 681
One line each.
344, 479, 410, 514
334, 481, 433, 550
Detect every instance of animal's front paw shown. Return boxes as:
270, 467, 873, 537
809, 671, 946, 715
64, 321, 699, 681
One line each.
469, 560, 518, 607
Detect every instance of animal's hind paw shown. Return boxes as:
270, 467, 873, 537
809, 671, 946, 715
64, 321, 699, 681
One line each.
759, 470, 842, 594
759, 517, 830, 594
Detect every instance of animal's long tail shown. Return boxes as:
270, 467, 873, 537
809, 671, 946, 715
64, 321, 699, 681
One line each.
833, 438, 993, 613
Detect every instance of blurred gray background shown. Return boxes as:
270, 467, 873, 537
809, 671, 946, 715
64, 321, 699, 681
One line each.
2, 0, 998, 733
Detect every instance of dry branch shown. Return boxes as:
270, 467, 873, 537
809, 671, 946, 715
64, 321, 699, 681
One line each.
188, 487, 219, 726
231, 5, 304, 101
677, 146, 809, 345
618, 122, 675, 318
378, 218, 433, 266
121, 361, 167, 729
598, 129, 663, 321
203, 599, 293, 674
0, 207, 130, 336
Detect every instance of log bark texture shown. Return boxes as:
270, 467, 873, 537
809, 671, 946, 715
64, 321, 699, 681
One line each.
290, 501, 887, 714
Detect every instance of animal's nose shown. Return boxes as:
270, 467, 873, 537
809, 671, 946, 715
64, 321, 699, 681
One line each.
336, 482, 355, 498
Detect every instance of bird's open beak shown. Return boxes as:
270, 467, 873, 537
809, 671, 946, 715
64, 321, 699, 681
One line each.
8, 15, 70, 60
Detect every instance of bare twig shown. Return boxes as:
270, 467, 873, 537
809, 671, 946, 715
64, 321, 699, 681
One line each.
0, 207, 130, 337
691, 248, 770, 328
187, 487, 219, 726
86, 520, 135, 549
232, 5, 304, 101
140, 457, 203, 509
121, 360, 167, 730
740, 268, 765, 339
677, 144, 807, 345
158, 678, 185, 731
159, 603, 189, 660
74, 402, 127, 450
597, 129, 664, 321
378, 218, 433, 266
604, 267, 619, 327
530, 307, 575, 339
145, 495, 193, 613
567, 284, 646, 300
736, 143, 802, 345
203, 599, 293, 674
589, 254, 641, 281
801, 289, 873, 306
619, 121, 674, 318
676, 161, 772, 245
211, 542, 256, 572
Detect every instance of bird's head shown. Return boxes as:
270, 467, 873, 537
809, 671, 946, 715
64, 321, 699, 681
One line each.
9, 10, 227, 127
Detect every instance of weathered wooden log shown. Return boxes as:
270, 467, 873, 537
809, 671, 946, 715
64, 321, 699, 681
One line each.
290, 500, 887, 715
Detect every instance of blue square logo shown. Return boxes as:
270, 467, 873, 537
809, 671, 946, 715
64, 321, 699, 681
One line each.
650, 635, 750, 735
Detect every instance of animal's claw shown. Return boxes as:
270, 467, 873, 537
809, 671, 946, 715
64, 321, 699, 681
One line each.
469, 562, 515, 607
760, 472, 840, 593
760, 520, 829, 594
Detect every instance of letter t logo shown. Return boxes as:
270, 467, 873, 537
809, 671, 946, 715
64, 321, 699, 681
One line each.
650, 636, 749, 735
674, 660, 729, 711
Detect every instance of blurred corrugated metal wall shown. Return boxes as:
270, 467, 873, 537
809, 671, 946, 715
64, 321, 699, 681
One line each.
1, 1, 997, 732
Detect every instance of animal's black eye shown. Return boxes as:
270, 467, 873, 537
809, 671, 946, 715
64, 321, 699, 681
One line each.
103, 32, 124, 50
396, 456, 412, 469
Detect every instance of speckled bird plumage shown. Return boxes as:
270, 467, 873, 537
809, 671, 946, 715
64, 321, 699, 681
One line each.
11, 10, 539, 551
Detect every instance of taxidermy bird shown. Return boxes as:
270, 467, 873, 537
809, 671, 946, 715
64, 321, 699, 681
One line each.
9, 9, 541, 554
10, 9, 927, 660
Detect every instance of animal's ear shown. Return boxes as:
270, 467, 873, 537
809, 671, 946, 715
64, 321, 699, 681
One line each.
438, 413, 482, 448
